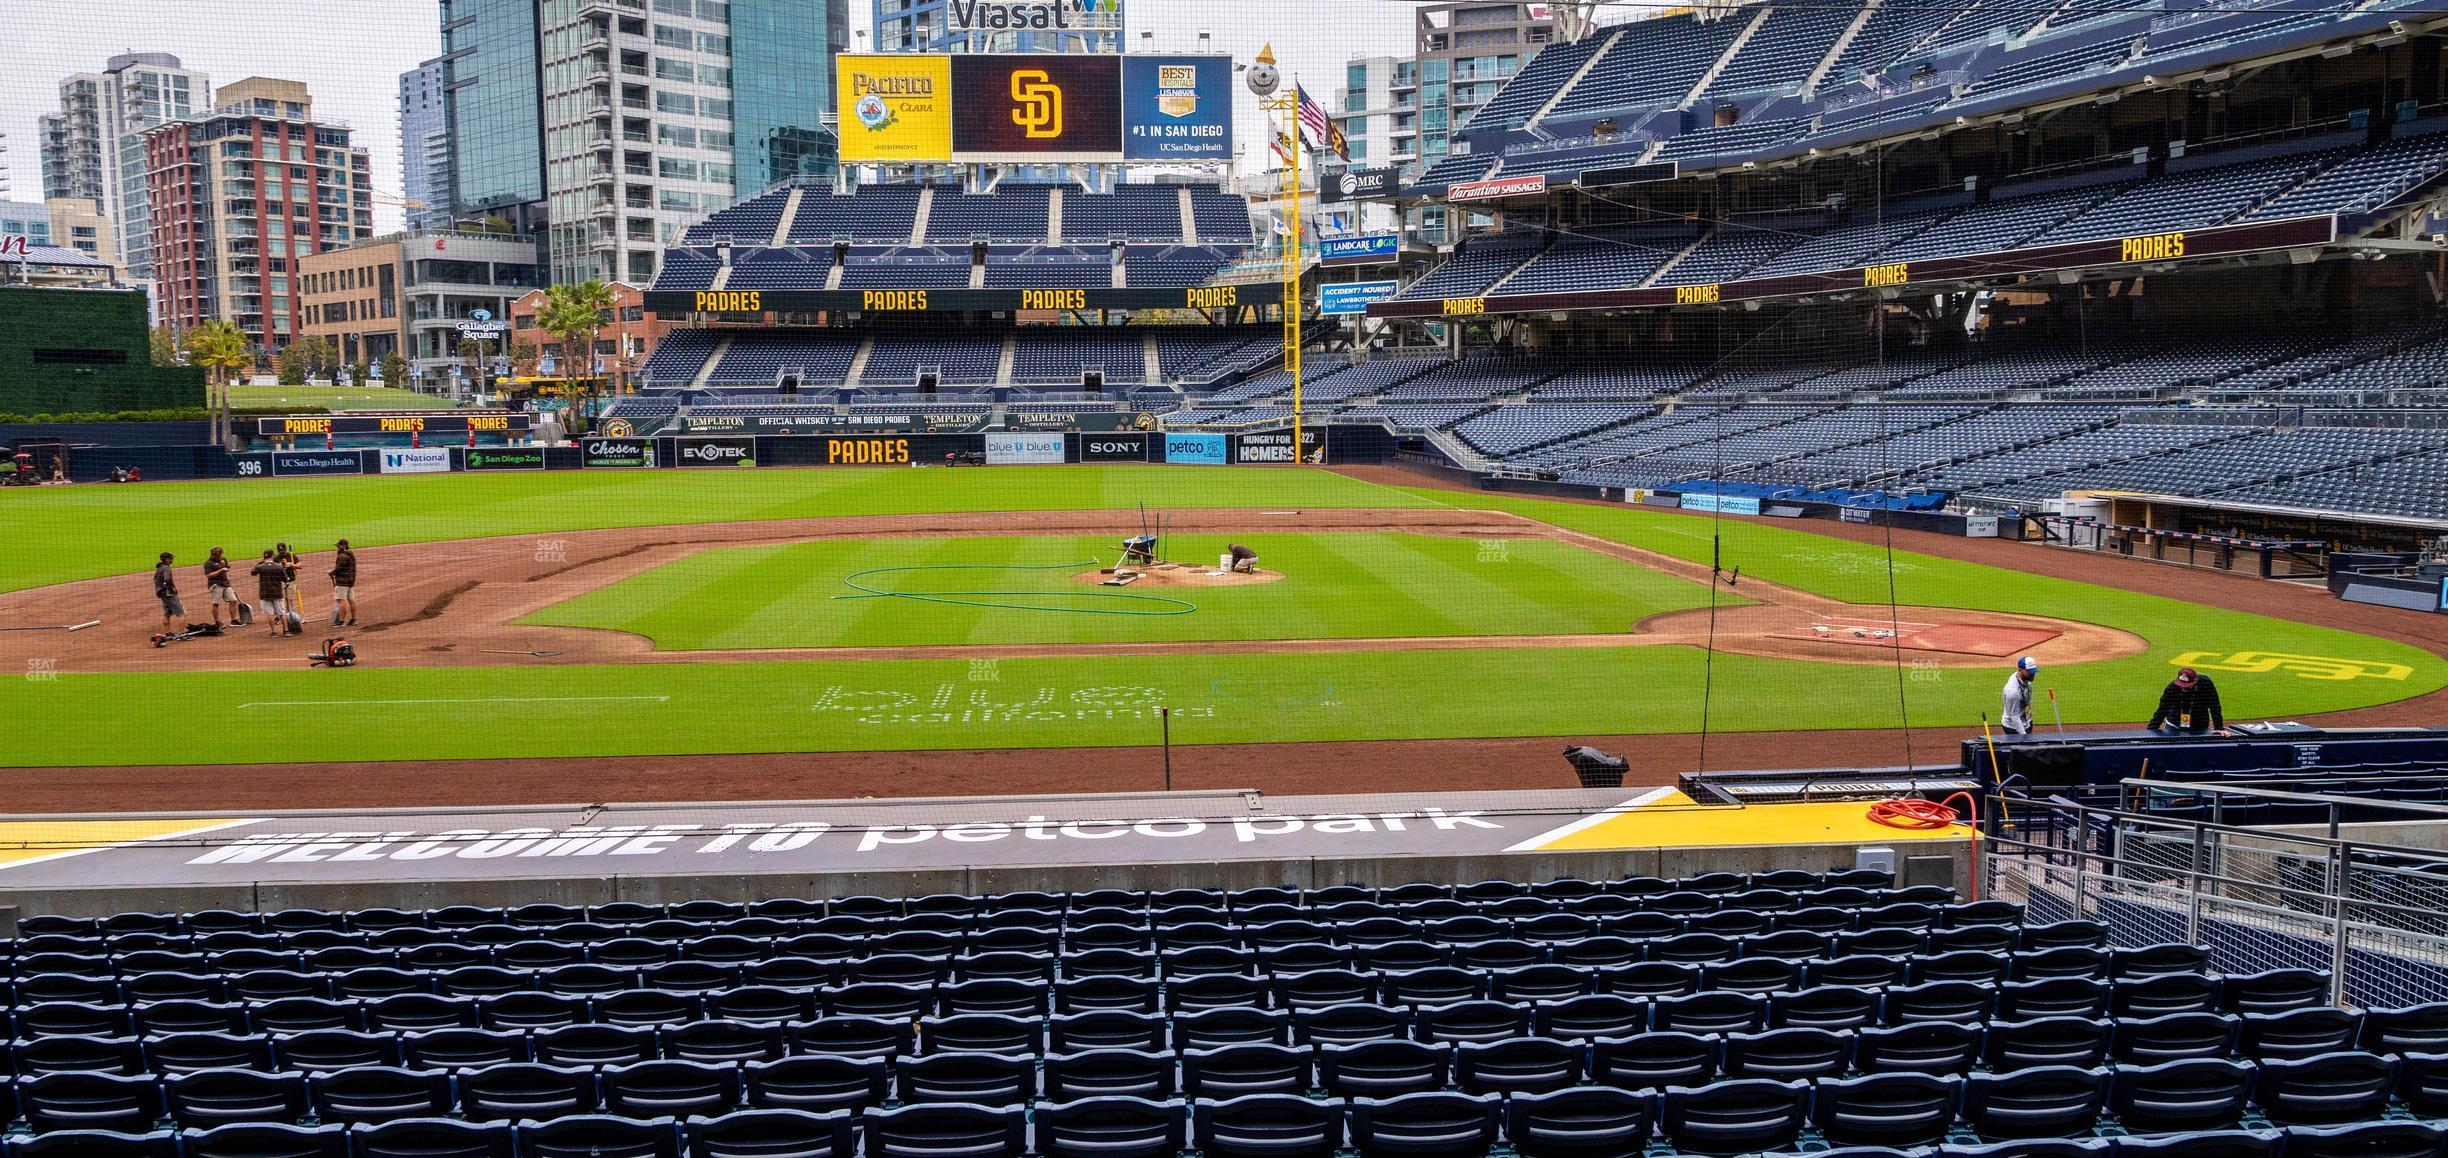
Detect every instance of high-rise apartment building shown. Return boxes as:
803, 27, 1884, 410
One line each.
442, 0, 847, 287
1413, 3, 1553, 164
37, 53, 211, 281
399, 59, 455, 232
143, 78, 374, 350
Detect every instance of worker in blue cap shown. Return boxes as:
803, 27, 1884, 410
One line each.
2001, 655, 2040, 735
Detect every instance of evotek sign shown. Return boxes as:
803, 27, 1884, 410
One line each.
947, 0, 1111, 33
678, 439, 756, 468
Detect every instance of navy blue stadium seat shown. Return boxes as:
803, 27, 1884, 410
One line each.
405, 1026, 529, 1069
1660, 1078, 1809, 1156
1049, 1010, 1165, 1053
19, 1070, 168, 1133
2242, 1008, 2362, 1061
2252, 1050, 2397, 1125
744, 1055, 887, 1114
1043, 1048, 1176, 1101
516, 1114, 681, 1158
894, 1050, 1036, 1105
1320, 1039, 1451, 1098
1961, 1065, 2111, 1140
535, 1024, 656, 1067
1813, 1071, 1961, 1149
1293, 1003, 1409, 1046
6, 1130, 178, 1157
271, 1028, 398, 1071
1504, 1086, 1655, 1158
1856, 1020, 1981, 1075
863, 1102, 1026, 1158
2362, 1002, 2448, 1054
309, 1065, 453, 1124
350, 1116, 516, 1155
682, 1108, 854, 1158
599, 1057, 734, 1121
2112, 1131, 2285, 1157
12, 1033, 144, 1075
1176, 1007, 1289, 1049
2109, 1057, 2253, 1133
1033, 1096, 1187, 1158
180, 1122, 353, 1158
1347, 1091, 1500, 1158
1183, 1043, 1310, 1099
455, 1062, 599, 1122
2112, 1012, 2243, 1064
1986, 1017, 2112, 1071
785, 1016, 909, 1059
2282, 1120, 2448, 1158
166, 1067, 310, 1127
1724, 1027, 1850, 1082
1193, 1093, 1344, 1158
1454, 1036, 1583, 1094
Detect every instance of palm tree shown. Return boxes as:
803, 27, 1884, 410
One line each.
539, 279, 619, 421
182, 320, 252, 446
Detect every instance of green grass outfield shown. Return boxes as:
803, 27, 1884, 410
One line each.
519, 532, 1730, 649
2, 467, 2438, 766
228, 384, 464, 412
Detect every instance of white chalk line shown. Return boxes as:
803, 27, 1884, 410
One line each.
238, 695, 671, 709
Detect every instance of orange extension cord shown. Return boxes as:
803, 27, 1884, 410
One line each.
1867, 791, 1982, 830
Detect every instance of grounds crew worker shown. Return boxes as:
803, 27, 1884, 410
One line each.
329, 539, 359, 628
1226, 544, 1260, 575
276, 542, 301, 610
203, 547, 233, 628
252, 549, 292, 637
154, 552, 184, 634
2000, 656, 2039, 735
2149, 666, 2228, 735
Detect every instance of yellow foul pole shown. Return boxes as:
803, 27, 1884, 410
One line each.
1260, 89, 1304, 465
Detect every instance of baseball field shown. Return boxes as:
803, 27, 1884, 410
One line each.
2, 465, 2440, 777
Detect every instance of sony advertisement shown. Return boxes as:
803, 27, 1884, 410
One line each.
1079, 433, 1150, 462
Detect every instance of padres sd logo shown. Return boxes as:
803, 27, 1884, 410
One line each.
1012, 69, 1062, 139
2172, 651, 2414, 682
601, 418, 635, 438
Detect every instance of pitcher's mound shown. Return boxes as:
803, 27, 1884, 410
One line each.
1770, 616, 2060, 657
1072, 563, 1282, 588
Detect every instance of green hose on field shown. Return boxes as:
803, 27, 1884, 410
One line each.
833, 561, 1198, 616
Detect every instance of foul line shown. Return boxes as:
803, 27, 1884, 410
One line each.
1503, 785, 1680, 852
0, 817, 262, 873
239, 695, 672, 709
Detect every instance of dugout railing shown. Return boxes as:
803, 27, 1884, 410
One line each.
1982, 781, 2448, 1009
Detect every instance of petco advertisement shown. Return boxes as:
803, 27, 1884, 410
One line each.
580, 438, 655, 469
1080, 433, 1150, 462
677, 438, 757, 468
378, 448, 453, 475
270, 451, 363, 477
1162, 432, 1227, 464
984, 432, 1066, 465
1679, 492, 1762, 515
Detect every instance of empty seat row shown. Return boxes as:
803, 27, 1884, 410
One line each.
9, 1052, 2446, 1152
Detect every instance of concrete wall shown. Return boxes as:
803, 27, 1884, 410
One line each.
0, 839, 1972, 918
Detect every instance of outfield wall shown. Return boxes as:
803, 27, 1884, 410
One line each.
24, 426, 1402, 481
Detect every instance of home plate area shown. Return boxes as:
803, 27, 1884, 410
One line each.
1770, 616, 2063, 657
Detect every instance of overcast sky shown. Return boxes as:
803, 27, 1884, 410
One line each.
7, 1, 1418, 231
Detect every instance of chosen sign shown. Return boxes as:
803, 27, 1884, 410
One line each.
581, 438, 655, 469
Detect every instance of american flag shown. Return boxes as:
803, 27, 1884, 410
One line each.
1294, 86, 1349, 161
